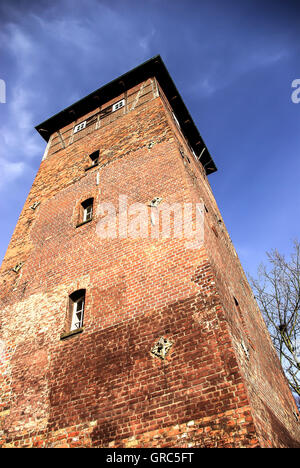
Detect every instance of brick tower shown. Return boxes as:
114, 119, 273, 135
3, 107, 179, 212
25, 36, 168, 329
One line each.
0, 56, 299, 448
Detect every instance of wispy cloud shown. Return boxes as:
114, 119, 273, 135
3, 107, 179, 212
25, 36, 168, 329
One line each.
0, 158, 25, 189
139, 29, 156, 53
193, 49, 289, 98
0, 2, 159, 192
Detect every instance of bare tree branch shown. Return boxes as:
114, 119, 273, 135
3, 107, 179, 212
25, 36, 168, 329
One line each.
249, 240, 300, 404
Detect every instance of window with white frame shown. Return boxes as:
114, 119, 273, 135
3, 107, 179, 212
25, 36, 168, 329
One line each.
69, 290, 86, 331
74, 121, 87, 133
82, 198, 94, 223
112, 99, 125, 112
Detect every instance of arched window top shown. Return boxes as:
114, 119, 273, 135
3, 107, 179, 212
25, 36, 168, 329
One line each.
69, 289, 86, 302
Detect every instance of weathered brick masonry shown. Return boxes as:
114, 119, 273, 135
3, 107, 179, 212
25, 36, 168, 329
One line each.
0, 56, 299, 448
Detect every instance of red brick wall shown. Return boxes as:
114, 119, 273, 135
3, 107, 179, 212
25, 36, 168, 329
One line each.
158, 83, 300, 447
0, 80, 299, 448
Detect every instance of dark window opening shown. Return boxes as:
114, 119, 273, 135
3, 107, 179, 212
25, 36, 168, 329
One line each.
85, 151, 99, 171
89, 150, 99, 166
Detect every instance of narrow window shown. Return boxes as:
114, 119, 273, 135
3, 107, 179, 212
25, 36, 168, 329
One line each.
211, 225, 218, 238
89, 150, 99, 166
82, 198, 94, 223
69, 290, 86, 331
76, 198, 94, 228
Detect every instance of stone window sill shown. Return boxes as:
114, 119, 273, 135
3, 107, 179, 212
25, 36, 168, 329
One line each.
76, 218, 93, 228
85, 163, 99, 172
60, 328, 83, 340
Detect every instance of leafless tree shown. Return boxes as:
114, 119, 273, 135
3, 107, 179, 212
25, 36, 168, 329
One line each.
250, 240, 300, 401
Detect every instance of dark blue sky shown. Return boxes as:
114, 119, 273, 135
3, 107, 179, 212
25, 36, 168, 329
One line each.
0, 0, 300, 277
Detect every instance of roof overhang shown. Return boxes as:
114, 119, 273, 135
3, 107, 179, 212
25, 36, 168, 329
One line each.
35, 55, 217, 175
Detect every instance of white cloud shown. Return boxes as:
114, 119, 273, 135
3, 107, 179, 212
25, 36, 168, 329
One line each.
0, 158, 26, 189
0, 85, 43, 161
139, 29, 156, 53
189, 45, 289, 98
0, 20, 44, 189
2, 23, 36, 79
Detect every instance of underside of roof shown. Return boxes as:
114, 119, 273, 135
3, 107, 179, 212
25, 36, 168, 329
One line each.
35, 55, 217, 175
